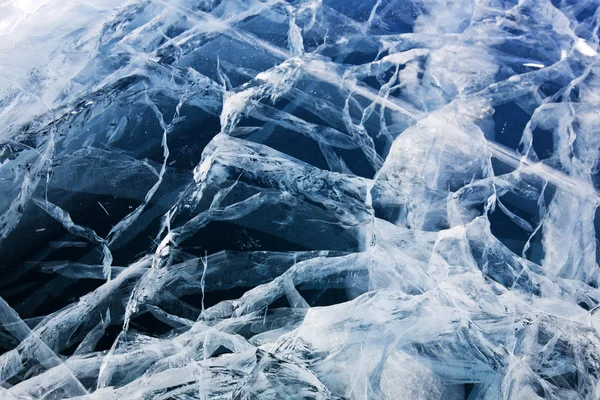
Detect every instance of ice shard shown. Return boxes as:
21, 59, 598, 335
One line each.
1, 0, 600, 398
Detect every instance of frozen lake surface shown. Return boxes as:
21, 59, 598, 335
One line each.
1, 0, 600, 398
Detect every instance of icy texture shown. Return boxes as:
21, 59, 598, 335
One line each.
1, 0, 600, 399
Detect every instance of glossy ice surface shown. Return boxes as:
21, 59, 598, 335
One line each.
1, 0, 600, 399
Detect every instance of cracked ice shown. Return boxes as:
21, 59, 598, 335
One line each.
1, 0, 600, 399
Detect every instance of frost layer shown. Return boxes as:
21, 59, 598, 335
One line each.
1, 0, 600, 399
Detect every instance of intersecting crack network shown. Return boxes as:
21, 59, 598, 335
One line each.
1, 0, 600, 399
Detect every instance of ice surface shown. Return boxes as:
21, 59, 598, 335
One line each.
1, 0, 600, 398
